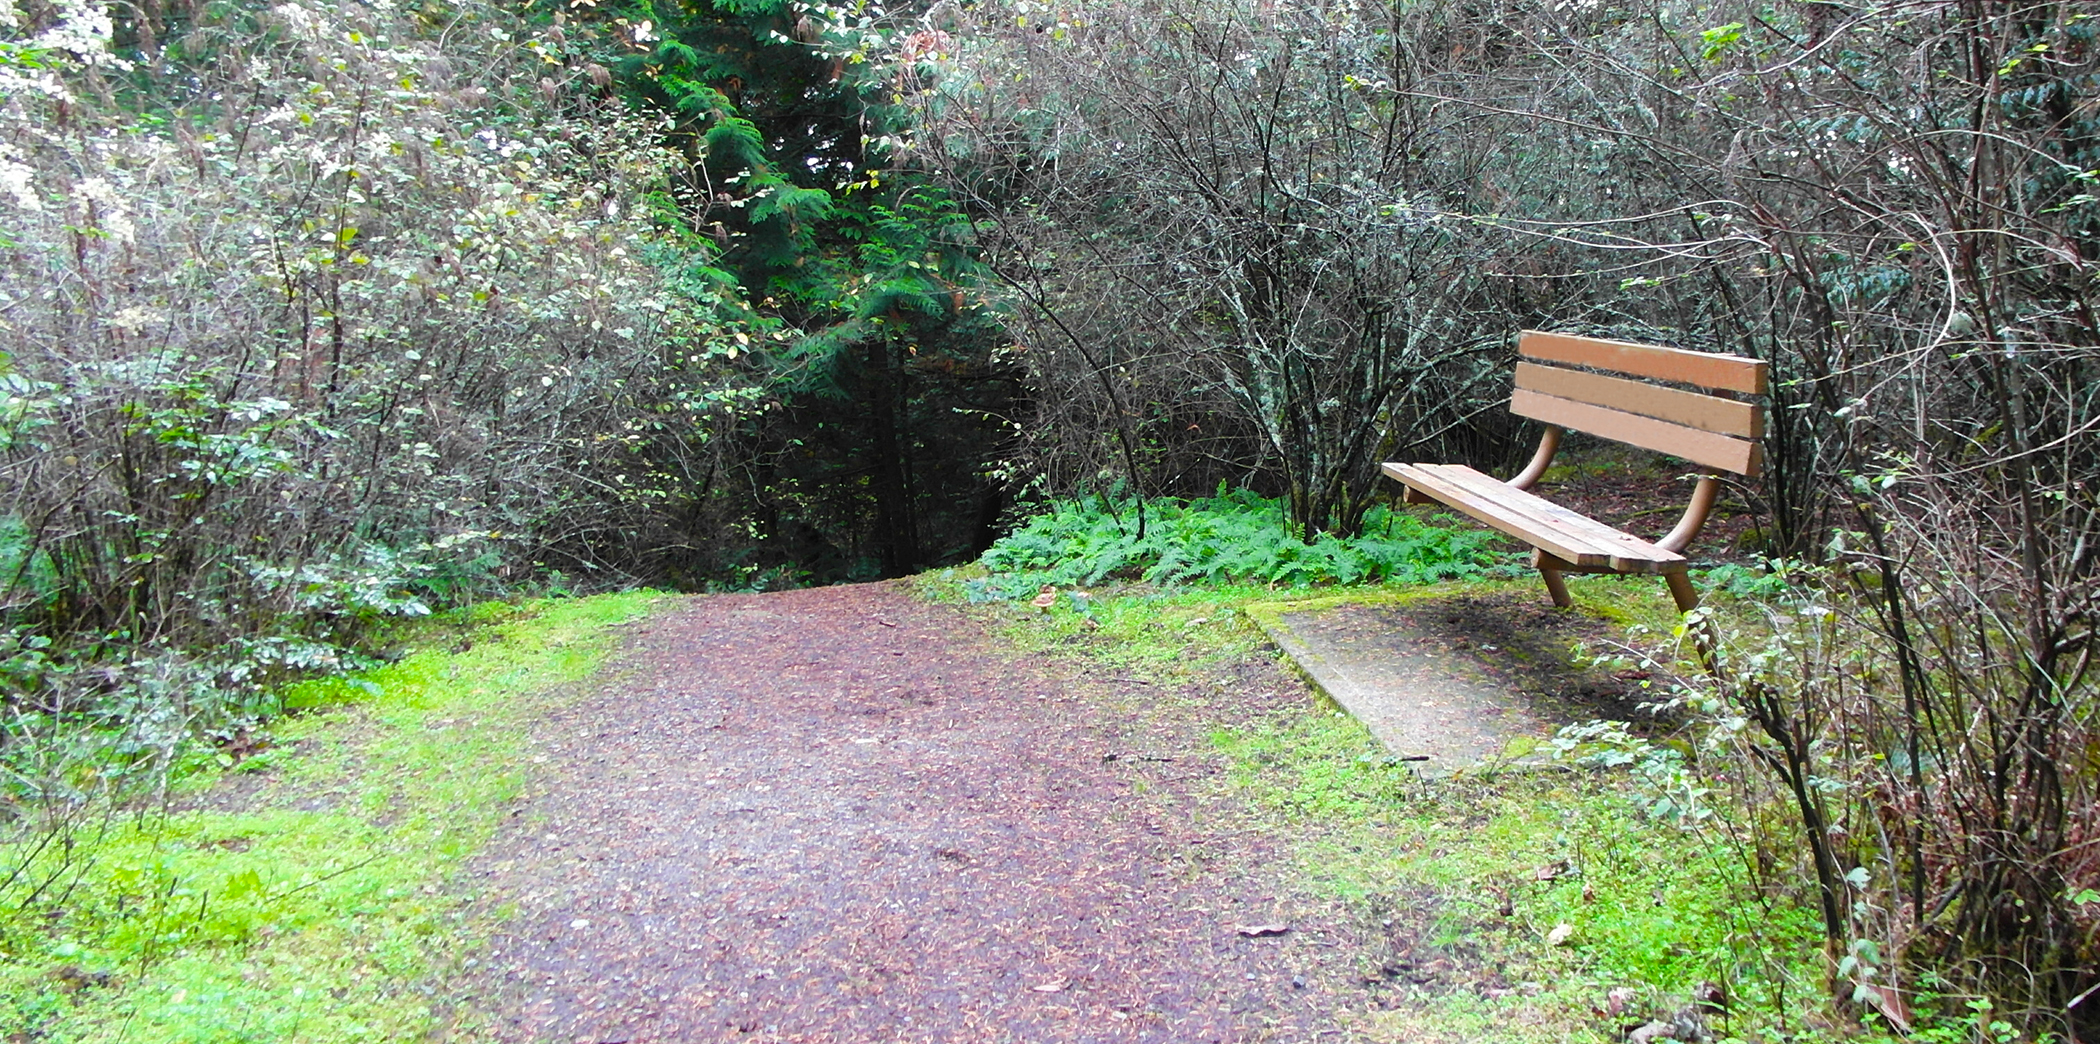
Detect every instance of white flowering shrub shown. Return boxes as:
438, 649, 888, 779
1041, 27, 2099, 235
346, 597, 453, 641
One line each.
0, 0, 758, 784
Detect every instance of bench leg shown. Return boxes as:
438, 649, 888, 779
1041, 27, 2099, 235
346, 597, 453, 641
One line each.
1532, 550, 1574, 608
1664, 570, 1700, 614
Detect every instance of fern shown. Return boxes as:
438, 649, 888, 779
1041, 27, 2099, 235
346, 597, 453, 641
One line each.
702, 115, 767, 169
977, 491, 1501, 597
750, 184, 835, 226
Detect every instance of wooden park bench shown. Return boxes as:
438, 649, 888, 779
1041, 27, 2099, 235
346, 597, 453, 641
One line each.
1383, 331, 1768, 614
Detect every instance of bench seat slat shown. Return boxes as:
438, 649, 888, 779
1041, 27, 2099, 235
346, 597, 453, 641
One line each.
1381, 462, 1685, 574
1409, 464, 1686, 573
1411, 464, 1683, 564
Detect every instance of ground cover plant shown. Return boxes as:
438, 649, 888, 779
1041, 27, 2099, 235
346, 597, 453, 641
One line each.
0, 0, 767, 832
1217, 711, 1843, 1044
916, 0, 2100, 1032
968, 489, 1504, 599
0, 591, 658, 1042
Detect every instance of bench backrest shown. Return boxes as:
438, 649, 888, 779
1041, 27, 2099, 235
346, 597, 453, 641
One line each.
1512, 331, 1769, 476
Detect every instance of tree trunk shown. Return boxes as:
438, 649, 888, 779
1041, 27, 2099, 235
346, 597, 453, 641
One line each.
866, 337, 920, 576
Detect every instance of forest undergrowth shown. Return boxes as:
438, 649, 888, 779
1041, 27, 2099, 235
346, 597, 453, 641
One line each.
924, 560, 1841, 1044
0, 487, 2076, 1043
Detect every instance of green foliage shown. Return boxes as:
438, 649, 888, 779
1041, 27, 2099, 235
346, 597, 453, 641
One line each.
0, 0, 767, 811
0, 516, 56, 612
974, 488, 1501, 593
924, 0, 2100, 1025
0, 592, 659, 1043
1695, 559, 1807, 600
963, 572, 1844, 1042
553, 0, 1019, 580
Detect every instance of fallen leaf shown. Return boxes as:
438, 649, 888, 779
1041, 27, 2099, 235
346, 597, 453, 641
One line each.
1546, 922, 1575, 946
1534, 859, 1570, 881
1855, 983, 1911, 1034
1031, 979, 1067, 992
1235, 923, 1290, 937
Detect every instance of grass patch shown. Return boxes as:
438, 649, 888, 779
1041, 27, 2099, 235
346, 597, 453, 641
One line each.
0, 590, 663, 1043
918, 569, 1285, 676
1212, 707, 1848, 1043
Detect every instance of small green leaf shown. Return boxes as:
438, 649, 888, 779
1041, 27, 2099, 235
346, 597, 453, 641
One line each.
1700, 22, 1746, 61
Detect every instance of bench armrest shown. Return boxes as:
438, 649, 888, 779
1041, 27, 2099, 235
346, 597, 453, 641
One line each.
1509, 425, 1562, 491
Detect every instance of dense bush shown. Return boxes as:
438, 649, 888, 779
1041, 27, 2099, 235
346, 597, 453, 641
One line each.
0, 0, 759, 800
1498, 6, 2100, 1032
908, 0, 1523, 536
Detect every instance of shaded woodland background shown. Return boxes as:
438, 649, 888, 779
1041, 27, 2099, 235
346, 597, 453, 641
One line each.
1, 0, 2095, 1036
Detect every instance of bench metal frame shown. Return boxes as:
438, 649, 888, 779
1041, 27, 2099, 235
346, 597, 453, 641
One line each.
1383, 331, 1768, 614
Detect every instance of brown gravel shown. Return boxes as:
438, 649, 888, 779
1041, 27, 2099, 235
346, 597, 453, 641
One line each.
454, 582, 1373, 1043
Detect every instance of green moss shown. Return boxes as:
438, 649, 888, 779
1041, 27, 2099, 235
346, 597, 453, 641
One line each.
1239, 577, 1530, 630
0, 591, 664, 1043
1211, 705, 1851, 1044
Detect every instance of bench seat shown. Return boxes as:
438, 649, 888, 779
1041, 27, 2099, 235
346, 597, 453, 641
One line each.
1383, 331, 1767, 614
1381, 462, 1686, 575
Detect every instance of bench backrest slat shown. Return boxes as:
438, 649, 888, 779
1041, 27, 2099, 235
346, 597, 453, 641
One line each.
1512, 389, 1764, 475
1521, 331, 1768, 394
1514, 362, 1765, 438
1513, 331, 1768, 476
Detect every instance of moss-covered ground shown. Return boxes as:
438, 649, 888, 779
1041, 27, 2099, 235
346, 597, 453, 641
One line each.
0, 592, 662, 1043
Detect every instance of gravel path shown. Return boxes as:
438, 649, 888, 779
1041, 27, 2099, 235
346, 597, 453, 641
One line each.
457, 582, 1370, 1043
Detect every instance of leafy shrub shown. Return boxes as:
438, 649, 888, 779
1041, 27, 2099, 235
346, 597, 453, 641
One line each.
1579, 561, 2100, 1039
1694, 559, 1807, 600
0, 0, 757, 642
0, 0, 763, 811
974, 488, 1501, 596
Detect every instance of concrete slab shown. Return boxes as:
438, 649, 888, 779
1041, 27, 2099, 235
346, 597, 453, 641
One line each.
1248, 591, 1653, 775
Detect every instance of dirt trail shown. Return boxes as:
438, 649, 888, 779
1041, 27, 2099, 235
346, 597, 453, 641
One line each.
456, 582, 1371, 1043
